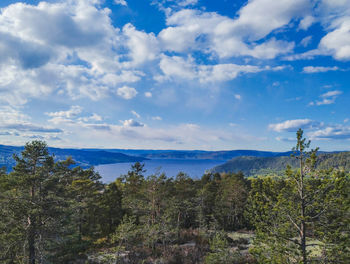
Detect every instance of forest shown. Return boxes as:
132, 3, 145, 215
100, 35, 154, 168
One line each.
210, 151, 350, 176
0, 129, 349, 264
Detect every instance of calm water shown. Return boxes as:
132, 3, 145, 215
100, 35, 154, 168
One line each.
95, 159, 225, 183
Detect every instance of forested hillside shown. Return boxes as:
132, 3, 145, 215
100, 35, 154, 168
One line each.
0, 144, 146, 170
0, 130, 349, 263
127, 149, 292, 160
211, 152, 350, 176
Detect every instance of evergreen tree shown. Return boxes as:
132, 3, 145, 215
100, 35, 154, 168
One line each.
0, 141, 68, 263
249, 129, 349, 263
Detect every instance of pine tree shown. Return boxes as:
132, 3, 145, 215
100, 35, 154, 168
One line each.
249, 129, 348, 263
0, 141, 68, 263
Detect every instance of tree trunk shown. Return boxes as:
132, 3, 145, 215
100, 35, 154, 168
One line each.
29, 180, 36, 264
28, 218, 36, 264
300, 148, 307, 264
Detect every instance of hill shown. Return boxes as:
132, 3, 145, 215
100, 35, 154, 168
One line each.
210, 152, 350, 176
91, 149, 293, 160
0, 144, 147, 171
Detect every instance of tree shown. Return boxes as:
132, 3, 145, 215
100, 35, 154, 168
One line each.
169, 172, 197, 233
0, 141, 106, 263
120, 162, 147, 220
214, 172, 249, 231
249, 129, 348, 263
0, 141, 68, 263
97, 181, 123, 239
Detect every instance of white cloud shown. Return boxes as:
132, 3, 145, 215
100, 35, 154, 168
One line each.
131, 110, 140, 118
40, 111, 263, 149
114, 0, 127, 6
116, 86, 138, 99
234, 94, 242, 100
246, 38, 295, 59
286, 0, 350, 61
80, 113, 103, 122
299, 15, 315, 30
276, 0, 350, 62
152, 116, 162, 121
0, 106, 62, 134
269, 119, 321, 132
178, 0, 198, 7
198, 64, 263, 83
233, 0, 311, 41
0, 1, 148, 105
300, 36, 312, 47
309, 90, 342, 106
46, 105, 83, 118
321, 90, 342, 98
159, 3, 299, 60
319, 19, 350, 60
122, 119, 144, 127
122, 24, 159, 66
308, 125, 350, 140
144, 92, 153, 98
0, 0, 322, 109
101, 71, 145, 86
158, 55, 197, 80
303, 66, 339, 73
158, 54, 286, 83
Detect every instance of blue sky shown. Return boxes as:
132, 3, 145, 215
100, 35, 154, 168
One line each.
0, 0, 349, 151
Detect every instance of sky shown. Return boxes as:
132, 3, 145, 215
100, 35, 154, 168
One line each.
0, 0, 349, 151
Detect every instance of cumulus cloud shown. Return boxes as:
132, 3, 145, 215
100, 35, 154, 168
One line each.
309, 90, 342, 106
303, 66, 339, 73
0, 0, 321, 109
177, 0, 198, 6
46, 106, 106, 127
114, 0, 127, 6
269, 119, 321, 132
121, 119, 145, 127
308, 125, 350, 140
46, 105, 83, 118
122, 24, 159, 66
315, 0, 350, 61
0, 0, 145, 105
80, 113, 103, 122
270, 118, 350, 141
152, 116, 162, 121
158, 54, 286, 83
299, 15, 315, 30
284, 0, 350, 61
116, 86, 138, 99
0, 107, 62, 134
319, 20, 350, 60
234, 0, 311, 40
159, 6, 297, 59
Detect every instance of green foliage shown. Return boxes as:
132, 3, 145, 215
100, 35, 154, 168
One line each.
0, 138, 348, 264
204, 232, 241, 264
112, 215, 140, 249
249, 129, 350, 264
212, 152, 350, 177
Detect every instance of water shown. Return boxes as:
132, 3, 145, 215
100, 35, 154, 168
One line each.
95, 159, 225, 183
